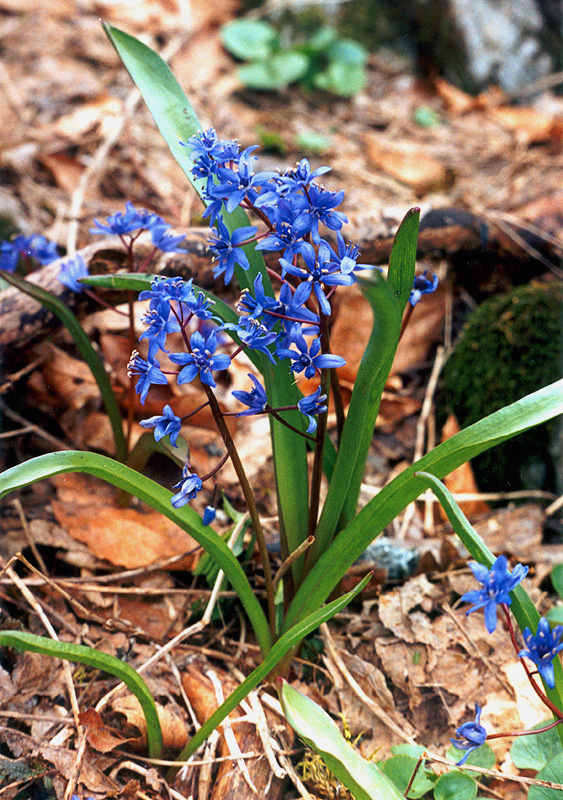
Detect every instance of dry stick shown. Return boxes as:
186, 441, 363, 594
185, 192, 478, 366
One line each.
320, 622, 418, 744
0, 399, 73, 452
206, 669, 259, 795
94, 514, 249, 716
109, 760, 188, 800
246, 690, 287, 780
425, 750, 563, 791
11, 498, 48, 574
272, 536, 315, 592
399, 345, 446, 538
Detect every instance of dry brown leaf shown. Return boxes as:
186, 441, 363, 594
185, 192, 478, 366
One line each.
50, 473, 200, 569
433, 76, 476, 115
50, 95, 122, 140
441, 414, 490, 520
111, 694, 188, 752
364, 133, 448, 194
488, 105, 559, 144
38, 151, 86, 194
79, 707, 132, 753
38, 342, 100, 410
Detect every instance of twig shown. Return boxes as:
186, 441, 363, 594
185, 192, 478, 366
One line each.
424, 750, 563, 790
0, 399, 72, 451
320, 623, 417, 743
207, 669, 258, 795
399, 345, 446, 537
11, 499, 48, 574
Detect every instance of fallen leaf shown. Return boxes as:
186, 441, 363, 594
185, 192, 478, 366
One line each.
111, 694, 188, 752
433, 76, 475, 115
38, 151, 85, 194
488, 105, 559, 145
50, 95, 122, 140
79, 707, 132, 753
50, 473, 200, 569
364, 133, 448, 194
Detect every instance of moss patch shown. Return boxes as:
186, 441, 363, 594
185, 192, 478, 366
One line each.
442, 282, 563, 492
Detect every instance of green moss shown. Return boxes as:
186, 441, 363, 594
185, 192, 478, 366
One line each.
442, 282, 563, 491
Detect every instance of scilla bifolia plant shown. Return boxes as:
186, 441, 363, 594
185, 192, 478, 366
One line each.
0, 25, 562, 789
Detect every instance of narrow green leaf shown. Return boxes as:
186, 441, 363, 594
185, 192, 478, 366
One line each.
551, 564, 563, 601
168, 573, 371, 779
0, 269, 126, 462
309, 271, 401, 563
279, 681, 404, 800
387, 207, 419, 308
103, 24, 310, 554
0, 631, 162, 759
0, 452, 272, 656
285, 379, 563, 631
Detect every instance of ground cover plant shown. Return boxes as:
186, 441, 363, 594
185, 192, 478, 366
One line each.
1, 19, 563, 800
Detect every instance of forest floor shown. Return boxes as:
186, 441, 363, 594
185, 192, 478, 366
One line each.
1, 1, 563, 798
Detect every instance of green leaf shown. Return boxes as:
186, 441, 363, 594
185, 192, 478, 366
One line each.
220, 19, 277, 61
285, 379, 563, 631
445, 742, 496, 774
168, 573, 372, 779
511, 720, 563, 771
381, 754, 435, 797
314, 62, 366, 96
387, 207, 420, 309
552, 564, 563, 601
0, 269, 126, 462
327, 38, 368, 66
433, 771, 477, 800
0, 452, 272, 657
279, 680, 404, 800
528, 753, 563, 799
304, 211, 418, 574
547, 607, 563, 625
0, 631, 162, 759
103, 23, 310, 570
238, 51, 309, 90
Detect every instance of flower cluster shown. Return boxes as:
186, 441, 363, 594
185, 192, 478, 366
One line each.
461, 554, 528, 633
90, 201, 187, 253
132, 129, 440, 518
0, 234, 59, 272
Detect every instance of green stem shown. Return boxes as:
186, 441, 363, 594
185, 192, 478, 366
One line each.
203, 385, 277, 640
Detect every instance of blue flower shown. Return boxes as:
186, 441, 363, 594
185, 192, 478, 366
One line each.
461, 555, 528, 633
450, 704, 487, 765
150, 225, 188, 253
207, 218, 257, 284
293, 183, 347, 243
519, 617, 563, 689
276, 322, 346, 379
0, 240, 20, 272
202, 505, 216, 525
254, 197, 307, 260
15, 234, 59, 265
58, 254, 89, 293
139, 404, 183, 447
232, 374, 268, 416
297, 387, 328, 433
171, 467, 203, 508
212, 148, 275, 213
90, 202, 166, 236
139, 300, 181, 358
279, 158, 331, 191
409, 271, 439, 306
279, 241, 353, 315
127, 351, 168, 404
169, 329, 231, 388
327, 232, 375, 275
